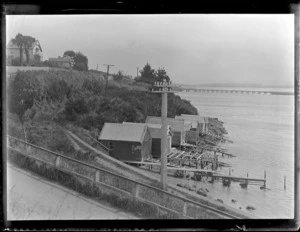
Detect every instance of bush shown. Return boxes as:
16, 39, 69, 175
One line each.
11, 57, 21, 66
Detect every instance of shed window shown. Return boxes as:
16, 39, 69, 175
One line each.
109, 141, 113, 149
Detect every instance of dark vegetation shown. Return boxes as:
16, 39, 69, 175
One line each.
63, 50, 88, 71
135, 63, 170, 84
7, 69, 197, 146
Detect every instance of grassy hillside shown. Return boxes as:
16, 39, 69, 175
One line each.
7, 69, 198, 142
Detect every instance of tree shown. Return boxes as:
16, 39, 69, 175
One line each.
8, 72, 39, 153
23, 35, 36, 63
140, 63, 156, 79
63, 50, 76, 58
113, 70, 124, 82
74, 52, 88, 71
11, 33, 24, 66
63, 50, 88, 71
155, 67, 170, 82
11, 33, 36, 66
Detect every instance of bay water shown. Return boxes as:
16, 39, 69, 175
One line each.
177, 89, 294, 218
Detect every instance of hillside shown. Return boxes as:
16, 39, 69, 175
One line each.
7, 69, 198, 141
6, 69, 243, 219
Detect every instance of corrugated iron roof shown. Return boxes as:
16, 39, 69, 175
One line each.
122, 122, 172, 138
145, 116, 191, 132
99, 123, 148, 143
179, 114, 207, 124
175, 116, 198, 128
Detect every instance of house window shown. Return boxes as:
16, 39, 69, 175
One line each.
109, 141, 113, 149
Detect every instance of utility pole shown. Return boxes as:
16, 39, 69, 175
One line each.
151, 80, 175, 191
103, 64, 114, 92
136, 67, 139, 78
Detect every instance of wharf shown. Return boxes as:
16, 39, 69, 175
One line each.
121, 160, 266, 187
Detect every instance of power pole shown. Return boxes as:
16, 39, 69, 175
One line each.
151, 80, 175, 191
103, 64, 114, 92
137, 67, 139, 78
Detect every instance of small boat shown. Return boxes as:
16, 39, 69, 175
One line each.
222, 178, 231, 186
240, 182, 248, 188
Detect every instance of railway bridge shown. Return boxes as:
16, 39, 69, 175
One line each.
180, 88, 293, 95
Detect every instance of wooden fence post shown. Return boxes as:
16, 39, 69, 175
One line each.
95, 170, 100, 182
55, 156, 61, 168
183, 202, 188, 217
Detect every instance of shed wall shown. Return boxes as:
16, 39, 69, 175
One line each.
100, 140, 142, 161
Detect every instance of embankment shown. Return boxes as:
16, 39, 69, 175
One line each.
8, 134, 252, 219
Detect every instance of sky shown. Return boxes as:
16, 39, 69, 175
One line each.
6, 14, 294, 87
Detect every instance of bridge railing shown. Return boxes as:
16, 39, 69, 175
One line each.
7, 135, 242, 219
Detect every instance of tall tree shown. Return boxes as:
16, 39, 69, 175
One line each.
11, 33, 24, 66
140, 63, 156, 79
63, 50, 76, 58
73, 52, 88, 71
63, 50, 88, 71
155, 67, 170, 82
23, 35, 36, 63
11, 33, 36, 66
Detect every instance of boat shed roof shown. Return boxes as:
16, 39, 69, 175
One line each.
145, 116, 191, 132
122, 122, 172, 138
99, 123, 148, 143
179, 114, 207, 124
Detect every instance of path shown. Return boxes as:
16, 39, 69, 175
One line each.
7, 165, 138, 220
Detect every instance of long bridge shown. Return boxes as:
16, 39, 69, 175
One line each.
179, 88, 293, 95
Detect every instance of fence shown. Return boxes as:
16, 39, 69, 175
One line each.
7, 135, 242, 219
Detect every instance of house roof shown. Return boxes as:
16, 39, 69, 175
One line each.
122, 122, 172, 138
99, 123, 148, 143
7, 39, 43, 52
145, 116, 191, 132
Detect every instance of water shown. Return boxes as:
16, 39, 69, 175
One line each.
177, 90, 294, 218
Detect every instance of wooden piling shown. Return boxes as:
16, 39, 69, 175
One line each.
264, 171, 266, 189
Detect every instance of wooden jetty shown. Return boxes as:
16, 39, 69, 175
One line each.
121, 159, 266, 188
196, 146, 236, 157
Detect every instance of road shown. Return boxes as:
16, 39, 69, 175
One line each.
7, 165, 138, 220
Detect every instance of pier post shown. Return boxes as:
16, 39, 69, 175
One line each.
264, 171, 266, 189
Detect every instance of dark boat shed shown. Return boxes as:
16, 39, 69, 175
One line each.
98, 123, 152, 161
123, 122, 173, 159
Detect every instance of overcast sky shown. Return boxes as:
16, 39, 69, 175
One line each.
6, 14, 294, 87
